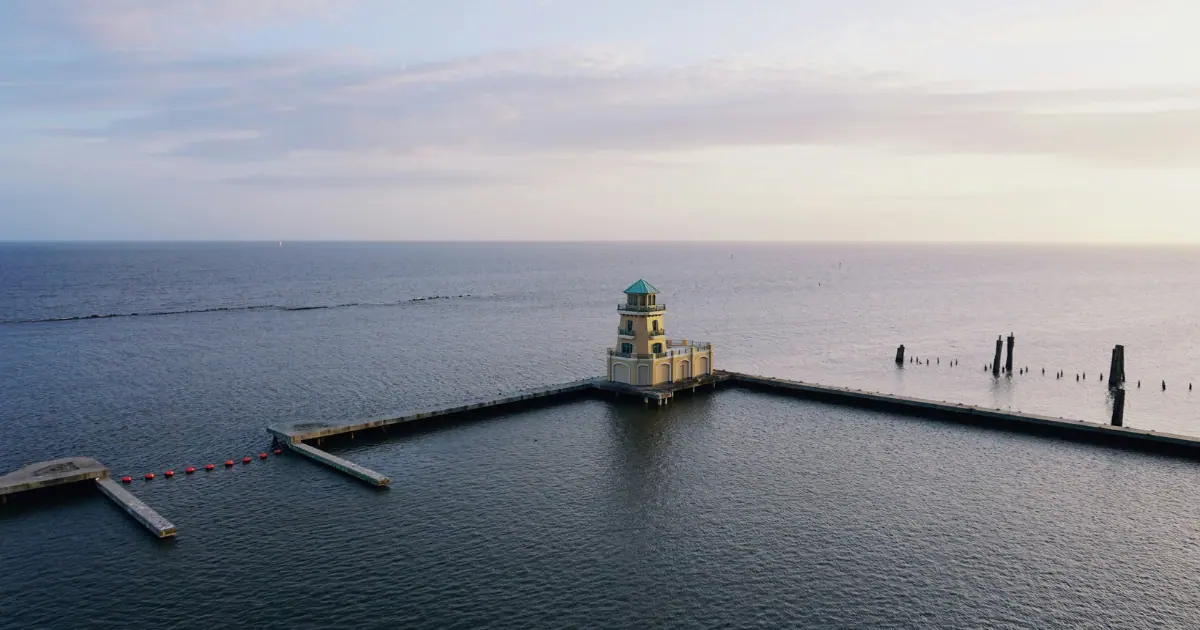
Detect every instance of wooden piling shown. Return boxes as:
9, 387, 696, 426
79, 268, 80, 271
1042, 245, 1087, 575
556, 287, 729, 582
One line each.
895, 344, 905, 365
1004, 333, 1015, 374
1109, 345, 1126, 389
1112, 388, 1126, 427
993, 337, 1003, 377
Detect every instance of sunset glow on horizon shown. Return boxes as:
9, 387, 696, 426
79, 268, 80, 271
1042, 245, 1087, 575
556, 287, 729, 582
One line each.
4, 0, 1200, 242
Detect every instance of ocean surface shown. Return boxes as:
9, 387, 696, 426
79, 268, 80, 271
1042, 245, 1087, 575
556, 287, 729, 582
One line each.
3, 242, 1200, 629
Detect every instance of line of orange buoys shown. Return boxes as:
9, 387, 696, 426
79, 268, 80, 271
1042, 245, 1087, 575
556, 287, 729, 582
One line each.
121, 449, 285, 483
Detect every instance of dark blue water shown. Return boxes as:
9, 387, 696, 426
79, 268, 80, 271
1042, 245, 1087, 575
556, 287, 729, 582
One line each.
4, 242, 1200, 628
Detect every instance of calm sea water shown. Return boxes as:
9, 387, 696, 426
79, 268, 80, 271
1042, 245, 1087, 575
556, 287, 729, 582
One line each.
3, 242, 1200, 629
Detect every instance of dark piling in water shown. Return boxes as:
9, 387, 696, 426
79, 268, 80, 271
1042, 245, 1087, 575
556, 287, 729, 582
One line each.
993, 337, 1003, 377
1109, 345, 1126, 389
895, 345, 905, 366
1112, 388, 1126, 427
1005, 334, 1015, 375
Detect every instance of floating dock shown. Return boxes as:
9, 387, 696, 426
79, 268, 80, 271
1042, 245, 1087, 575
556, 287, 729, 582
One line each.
0, 456, 177, 538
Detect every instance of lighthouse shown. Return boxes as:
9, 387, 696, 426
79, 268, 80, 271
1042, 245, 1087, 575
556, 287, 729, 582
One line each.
607, 279, 714, 386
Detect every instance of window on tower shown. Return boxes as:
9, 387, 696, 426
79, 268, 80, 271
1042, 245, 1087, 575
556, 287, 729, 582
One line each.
621, 343, 633, 354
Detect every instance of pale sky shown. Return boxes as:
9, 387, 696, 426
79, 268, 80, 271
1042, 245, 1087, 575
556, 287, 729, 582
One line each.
3, 0, 1200, 242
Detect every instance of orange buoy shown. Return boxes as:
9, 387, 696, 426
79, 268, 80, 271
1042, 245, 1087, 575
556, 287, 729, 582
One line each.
225, 460, 234, 467
205, 463, 215, 471
273, 449, 281, 455
164, 470, 174, 478
185, 467, 195, 474
121, 476, 132, 484
259, 452, 267, 459
144, 473, 155, 480
242, 456, 251, 464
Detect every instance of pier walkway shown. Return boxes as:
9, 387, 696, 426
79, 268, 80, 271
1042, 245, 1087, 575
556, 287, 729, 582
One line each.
268, 374, 730, 485
725, 372, 1200, 457
273, 370, 1200, 486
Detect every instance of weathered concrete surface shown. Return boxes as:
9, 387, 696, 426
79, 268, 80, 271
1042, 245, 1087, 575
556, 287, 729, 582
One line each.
1, 457, 176, 538
267, 373, 730, 485
95, 478, 177, 538
288, 442, 391, 487
269, 378, 601, 443
267, 367, 1200, 489
722, 371, 1200, 457
0, 457, 108, 497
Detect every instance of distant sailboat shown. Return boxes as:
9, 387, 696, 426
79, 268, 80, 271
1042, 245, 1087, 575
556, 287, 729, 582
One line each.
278, 241, 282, 247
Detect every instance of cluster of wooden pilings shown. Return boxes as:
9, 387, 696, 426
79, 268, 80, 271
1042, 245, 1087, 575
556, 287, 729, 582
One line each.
894, 337, 1194, 429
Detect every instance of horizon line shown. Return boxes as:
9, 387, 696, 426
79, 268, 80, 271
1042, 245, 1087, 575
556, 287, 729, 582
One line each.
5, 239, 1200, 247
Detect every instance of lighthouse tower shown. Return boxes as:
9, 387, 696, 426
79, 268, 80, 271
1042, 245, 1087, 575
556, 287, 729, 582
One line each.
607, 280, 713, 386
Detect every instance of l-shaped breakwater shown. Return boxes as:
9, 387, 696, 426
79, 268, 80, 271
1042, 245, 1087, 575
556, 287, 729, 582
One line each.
268, 370, 1200, 486
6, 370, 1193, 535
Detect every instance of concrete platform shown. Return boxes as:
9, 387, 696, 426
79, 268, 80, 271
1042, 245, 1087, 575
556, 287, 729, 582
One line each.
1, 456, 177, 538
0, 457, 109, 500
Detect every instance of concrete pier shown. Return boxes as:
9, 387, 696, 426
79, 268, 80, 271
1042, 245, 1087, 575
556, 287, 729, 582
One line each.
95, 478, 177, 538
270, 374, 730, 484
268, 366, 1200, 487
1, 456, 176, 538
270, 378, 601, 444
723, 372, 1200, 458
289, 442, 390, 487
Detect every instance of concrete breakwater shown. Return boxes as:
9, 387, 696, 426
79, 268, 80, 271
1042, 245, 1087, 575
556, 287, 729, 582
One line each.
269, 370, 1200, 487
8, 370, 1198, 530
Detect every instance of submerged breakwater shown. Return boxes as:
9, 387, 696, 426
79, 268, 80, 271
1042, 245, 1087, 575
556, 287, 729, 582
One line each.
1, 294, 476, 325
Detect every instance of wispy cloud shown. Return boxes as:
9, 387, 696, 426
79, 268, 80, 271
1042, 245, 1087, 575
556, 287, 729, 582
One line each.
2, 0, 354, 51
20, 48, 1200, 167
4, 0, 1200, 241
224, 171, 503, 189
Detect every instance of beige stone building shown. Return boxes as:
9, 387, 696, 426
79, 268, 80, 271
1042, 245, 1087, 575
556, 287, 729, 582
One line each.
607, 279, 714, 386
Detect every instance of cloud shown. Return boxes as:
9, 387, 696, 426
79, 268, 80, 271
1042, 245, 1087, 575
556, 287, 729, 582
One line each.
223, 171, 502, 189
1, 0, 354, 51
20, 48, 1197, 168
6, 17, 1200, 170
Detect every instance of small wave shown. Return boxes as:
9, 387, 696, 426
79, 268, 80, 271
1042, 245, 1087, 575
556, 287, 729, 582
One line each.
2, 295, 474, 325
